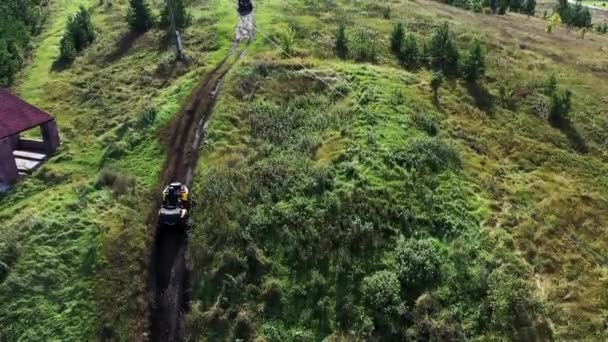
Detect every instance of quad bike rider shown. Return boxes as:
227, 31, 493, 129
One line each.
159, 182, 190, 227
238, 0, 253, 15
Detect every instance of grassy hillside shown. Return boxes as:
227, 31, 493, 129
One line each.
1, 0, 607, 340
187, 0, 608, 340
0, 0, 237, 339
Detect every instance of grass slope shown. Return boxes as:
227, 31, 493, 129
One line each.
186, 0, 608, 340
0, 0, 237, 339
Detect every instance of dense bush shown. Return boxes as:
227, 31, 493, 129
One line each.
0, 0, 47, 86
127, 0, 154, 33
400, 33, 419, 67
59, 5, 95, 62
362, 270, 401, 314
487, 264, 538, 332
351, 27, 378, 62
427, 22, 459, 75
395, 238, 443, 293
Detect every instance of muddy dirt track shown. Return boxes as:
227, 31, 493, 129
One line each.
146, 11, 255, 342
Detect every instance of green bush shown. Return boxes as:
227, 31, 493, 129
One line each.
487, 264, 538, 332
60, 36, 76, 62
335, 22, 348, 59
549, 88, 572, 128
352, 27, 378, 62
395, 238, 443, 292
412, 111, 440, 136
427, 22, 459, 75
461, 40, 486, 82
127, 0, 154, 33
59, 5, 95, 62
95, 168, 136, 196
278, 25, 296, 56
361, 270, 401, 314
400, 33, 419, 67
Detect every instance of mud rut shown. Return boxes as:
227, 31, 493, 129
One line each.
146, 11, 254, 342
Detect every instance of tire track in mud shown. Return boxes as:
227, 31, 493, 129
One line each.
146, 11, 255, 342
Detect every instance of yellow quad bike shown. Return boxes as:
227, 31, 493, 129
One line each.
159, 182, 190, 227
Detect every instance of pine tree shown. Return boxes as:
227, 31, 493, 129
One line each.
462, 40, 486, 82
390, 21, 405, 55
498, 0, 509, 14
161, 0, 190, 30
523, 0, 536, 16
427, 22, 459, 75
128, 0, 154, 33
59, 5, 95, 62
335, 22, 348, 59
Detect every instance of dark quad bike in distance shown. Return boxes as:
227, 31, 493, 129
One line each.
159, 182, 190, 228
238, 0, 253, 15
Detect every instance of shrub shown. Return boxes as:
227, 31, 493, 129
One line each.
351, 27, 378, 62
546, 13, 562, 33
412, 111, 440, 136
400, 33, 419, 67
59, 5, 95, 62
95, 168, 136, 196
383, 5, 392, 19
362, 270, 401, 314
487, 264, 536, 330
461, 40, 486, 82
427, 22, 459, 75
395, 238, 443, 292
544, 73, 558, 95
127, 0, 154, 33
335, 22, 348, 59
232, 311, 254, 341
59, 36, 76, 61
549, 88, 572, 128
391, 21, 405, 55
278, 25, 296, 56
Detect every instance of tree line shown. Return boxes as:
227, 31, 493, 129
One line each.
59, 0, 190, 62
0, 0, 47, 86
336, 20, 487, 98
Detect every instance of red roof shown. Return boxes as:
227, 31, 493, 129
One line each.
0, 88, 54, 140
